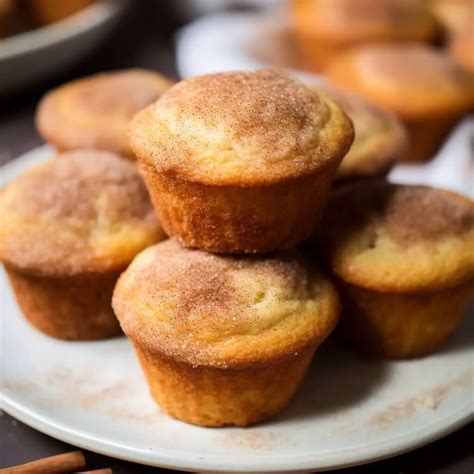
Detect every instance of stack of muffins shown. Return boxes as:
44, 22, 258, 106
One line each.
1, 67, 473, 428
114, 69, 354, 426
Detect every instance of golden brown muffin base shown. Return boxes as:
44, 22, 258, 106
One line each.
6, 265, 122, 341
404, 113, 465, 161
339, 280, 474, 358
139, 160, 340, 254
134, 344, 316, 427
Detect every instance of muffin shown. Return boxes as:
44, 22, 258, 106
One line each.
291, 0, 439, 72
0, 150, 165, 340
317, 84, 409, 182
25, 0, 95, 25
112, 239, 340, 427
0, 0, 14, 37
37, 69, 174, 158
428, 0, 473, 34
317, 181, 474, 358
130, 69, 354, 254
449, 29, 474, 72
325, 43, 474, 161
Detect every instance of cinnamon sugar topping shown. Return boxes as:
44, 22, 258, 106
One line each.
130, 69, 354, 185
113, 240, 339, 368
331, 182, 474, 246
0, 150, 162, 275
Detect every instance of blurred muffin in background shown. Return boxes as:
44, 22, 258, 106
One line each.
317, 181, 474, 359
25, 0, 95, 25
0, 150, 166, 340
0, 0, 14, 37
449, 29, 474, 72
37, 69, 175, 159
428, 0, 473, 35
316, 84, 409, 182
326, 43, 474, 161
290, 0, 439, 72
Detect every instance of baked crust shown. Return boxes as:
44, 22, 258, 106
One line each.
429, 0, 474, 34
449, 29, 474, 73
318, 181, 474, 292
6, 265, 122, 340
0, 150, 165, 276
291, 0, 438, 71
316, 84, 408, 181
339, 279, 474, 358
135, 344, 316, 427
130, 69, 354, 186
37, 69, 174, 157
113, 239, 340, 369
325, 44, 474, 118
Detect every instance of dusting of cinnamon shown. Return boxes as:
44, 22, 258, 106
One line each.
74, 71, 171, 118
112, 239, 339, 368
328, 182, 474, 246
0, 150, 162, 275
130, 69, 354, 185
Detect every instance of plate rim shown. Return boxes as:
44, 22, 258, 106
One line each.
1, 147, 473, 473
1, 393, 472, 473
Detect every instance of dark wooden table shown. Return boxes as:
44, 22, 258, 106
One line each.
1, 3, 473, 473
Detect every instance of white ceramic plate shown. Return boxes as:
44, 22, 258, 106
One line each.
0, 0, 127, 93
0, 146, 473, 473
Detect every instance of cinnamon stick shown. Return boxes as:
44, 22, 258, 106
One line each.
0, 450, 85, 473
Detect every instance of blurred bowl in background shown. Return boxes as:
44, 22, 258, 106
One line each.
0, 0, 128, 94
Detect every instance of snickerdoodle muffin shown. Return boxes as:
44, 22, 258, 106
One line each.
130, 69, 354, 254
37, 69, 174, 158
25, 0, 95, 25
290, 0, 438, 72
449, 29, 474, 72
317, 181, 474, 358
112, 239, 339, 427
0, 150, 165, 340
317, 84, 409, 182
326, 44, 474, 161
428, 0, 473, 34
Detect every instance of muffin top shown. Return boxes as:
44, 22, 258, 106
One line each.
450, 29, 474, 73
113, 239, 339, 368
37, 69, 174, 157
0, 150, 165, 276
317, 84, 408, 180
318, 181, 474, 292
292, 0, 438, 43
325, 44, 474, 117
130, 69, 354, 186
429, 0, 473, 34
